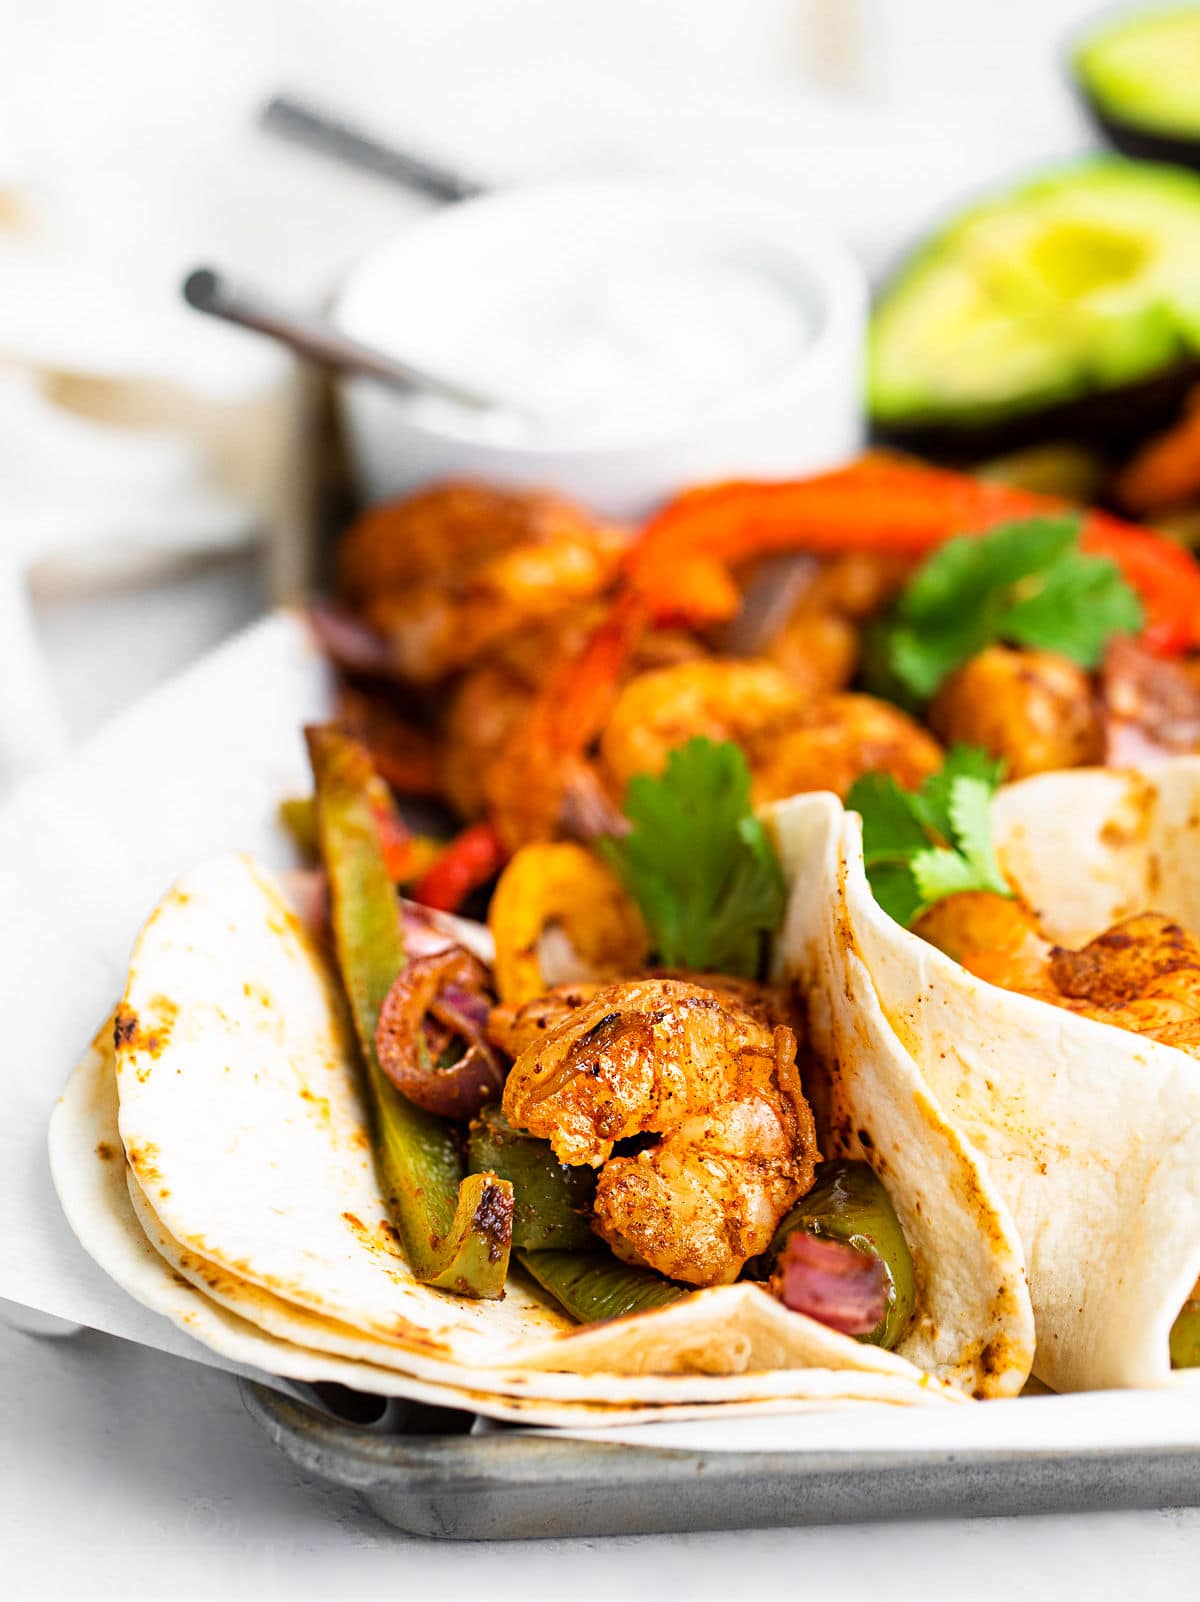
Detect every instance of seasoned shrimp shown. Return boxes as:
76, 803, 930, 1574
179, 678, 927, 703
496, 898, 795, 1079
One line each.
441, 608, 705, 828
488, 843, 648, 1004
1046, 913, 1200, 1057
487, 982, 606, 1059
929, 645, 1103, 780
600, 660, 942, 805
489, 972, 790, 1059
501, 976, 818, 1285
753, 693, 942, 801
600, 660, 804, 799
760, 553, 912, 696
917, 896, 1200, 1059
339, 484, 629, 684
914, 891, 1054, 993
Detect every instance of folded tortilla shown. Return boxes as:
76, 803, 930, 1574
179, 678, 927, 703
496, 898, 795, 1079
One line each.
837, 757, 1200, 1392
49, 789, 1035, 1416
769, 795, 1034, 1397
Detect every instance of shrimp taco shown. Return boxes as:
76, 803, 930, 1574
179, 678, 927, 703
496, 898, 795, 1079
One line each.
49, 725, 1034, 1419
834, 751, 1200, 1392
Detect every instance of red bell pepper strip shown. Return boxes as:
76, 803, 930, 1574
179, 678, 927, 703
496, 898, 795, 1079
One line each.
412, 821, 508, 913
627, 456, 1200, 655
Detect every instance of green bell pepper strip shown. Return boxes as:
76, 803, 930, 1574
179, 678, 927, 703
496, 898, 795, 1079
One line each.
278, 795, 319, 859
750, 1160, 916, 1350
467, 1106, 597, 1252
518, 1248, 689, 1323
1170, 1298, 1200, 1367
307, 725, 512, 1298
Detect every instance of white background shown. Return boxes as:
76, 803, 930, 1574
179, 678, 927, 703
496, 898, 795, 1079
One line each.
6, 0, 1200, 1594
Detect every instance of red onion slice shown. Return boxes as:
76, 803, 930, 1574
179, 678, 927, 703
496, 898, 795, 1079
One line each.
308, 602, 394, 676
774, 1232, 887, 1337
375, 946, 506, 1120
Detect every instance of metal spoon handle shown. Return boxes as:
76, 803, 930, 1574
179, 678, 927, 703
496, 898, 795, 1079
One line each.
261, 95, 487, 204
182, 267, 501, 413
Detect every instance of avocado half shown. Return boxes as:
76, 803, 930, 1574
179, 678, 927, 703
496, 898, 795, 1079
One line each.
1073, 5, 1200, 170
869, 159, 1200, 458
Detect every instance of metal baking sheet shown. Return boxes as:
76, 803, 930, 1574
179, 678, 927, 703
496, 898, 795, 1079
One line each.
240, 1381, 1200, 1541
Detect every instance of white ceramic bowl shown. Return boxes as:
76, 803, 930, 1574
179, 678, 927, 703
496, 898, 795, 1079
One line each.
332, 178, 867, 521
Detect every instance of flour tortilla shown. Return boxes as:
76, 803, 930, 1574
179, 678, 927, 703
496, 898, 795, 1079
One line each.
768, 794, 1035, 1398
840, 757, 1200, 1392
51, 1027, 953, 1422
53, 797, 1030, 1411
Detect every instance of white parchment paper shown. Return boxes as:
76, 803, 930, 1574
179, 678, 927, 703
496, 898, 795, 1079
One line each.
7, 609, 1200, 1453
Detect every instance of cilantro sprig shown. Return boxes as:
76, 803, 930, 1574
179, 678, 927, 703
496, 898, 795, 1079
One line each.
846, 746, 1010, 928
868, 516, 1143, 702
599, 737, 786, 978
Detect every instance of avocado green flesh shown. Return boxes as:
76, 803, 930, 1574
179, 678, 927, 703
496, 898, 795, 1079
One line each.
869, 159, 1200, 435
1076, 7, 1200, 139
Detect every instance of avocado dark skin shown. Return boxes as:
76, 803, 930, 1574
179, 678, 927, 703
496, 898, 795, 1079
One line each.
870, 359, 1199, 465
1076, 88, 1200, 174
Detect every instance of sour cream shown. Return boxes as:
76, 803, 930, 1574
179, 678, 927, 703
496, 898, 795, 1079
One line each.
398, 257, 813, 447
333, 179, 866, 519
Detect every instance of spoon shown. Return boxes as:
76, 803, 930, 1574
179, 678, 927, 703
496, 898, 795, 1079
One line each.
260, 95, 487, 204
182, 267, 522, 416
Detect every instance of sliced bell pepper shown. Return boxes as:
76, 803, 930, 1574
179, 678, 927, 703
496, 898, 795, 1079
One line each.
749, 1160, 915, 1350
518, 1248, 688, 1323
1116, 396, 1200, 517
307, 725, 512, 1297
468, 1106, 598, 1252
1171, 1297, 1200, 1368
411, 821, 508, 913
280, 791, 438, 885
627, 455, 1200, 655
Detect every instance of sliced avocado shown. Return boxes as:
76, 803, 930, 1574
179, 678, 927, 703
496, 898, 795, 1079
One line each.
1075, 6, 1200, 167
869, 159, 1200, 455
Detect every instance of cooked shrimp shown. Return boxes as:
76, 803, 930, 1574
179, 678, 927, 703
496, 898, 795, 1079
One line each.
929, 645, 1103, 780
489, 972, 791, 1059
1047, 913, 1200, 1057
753, 693, 943, 802
339, 484, 629, 684
913, 891, 1054, 993
501, 976, 818, 1285
765, 612, 859, 696
917, 896, 1200, 1059
488, 843, 648, 1004
487, 982, 606, 1059
600, 660, 805, 799
601, 660, 942, 805
765, 553, 913, 694
441, 608, 706, 829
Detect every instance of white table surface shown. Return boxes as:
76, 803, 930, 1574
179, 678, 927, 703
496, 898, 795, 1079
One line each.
6, 1315, 1200, 1601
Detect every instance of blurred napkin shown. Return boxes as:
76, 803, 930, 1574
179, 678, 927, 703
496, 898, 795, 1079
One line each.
0, 614, 327, 1372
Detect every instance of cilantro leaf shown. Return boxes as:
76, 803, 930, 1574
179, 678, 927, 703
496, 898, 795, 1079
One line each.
860, 858, 926, 928
1002, 552, 1143, 664
598, 737, 787, 978
909, 845, 991, 907
945, 773, 1008, 891
911, 744, 1006, 844
845, 746, 1010, 928
844, 770, 929, 865
869, 516, 1143, 702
